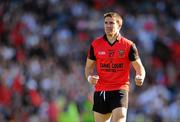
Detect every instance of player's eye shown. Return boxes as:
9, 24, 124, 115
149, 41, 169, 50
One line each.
104, 21, 115, 25
110, 22, 115, 24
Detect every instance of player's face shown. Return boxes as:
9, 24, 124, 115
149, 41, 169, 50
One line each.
104, 17, 120, 36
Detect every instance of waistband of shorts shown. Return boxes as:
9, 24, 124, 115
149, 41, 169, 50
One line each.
95, 89, 127, 93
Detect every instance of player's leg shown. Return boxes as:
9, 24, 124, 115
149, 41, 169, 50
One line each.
93, 91, 112, 122
94, 112, 111, 122
109, 90, 128, 122
111, 107, 127, 122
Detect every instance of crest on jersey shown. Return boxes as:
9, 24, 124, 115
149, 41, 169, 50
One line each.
118, 50, 125, 58
108, 50, 115, 57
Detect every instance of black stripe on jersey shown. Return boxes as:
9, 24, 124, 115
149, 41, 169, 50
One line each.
128, 43, 139, 61
89, 45, 96, 60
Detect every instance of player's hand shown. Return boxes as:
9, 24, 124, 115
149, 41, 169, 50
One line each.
87, 75, 99, 85
135, 75, 144, 86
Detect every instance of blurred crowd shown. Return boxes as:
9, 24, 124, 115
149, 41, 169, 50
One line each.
0, 0, 179, 122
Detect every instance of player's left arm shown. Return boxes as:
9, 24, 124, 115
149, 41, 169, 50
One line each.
132, 58, 146, 86
129, 43, 146, 86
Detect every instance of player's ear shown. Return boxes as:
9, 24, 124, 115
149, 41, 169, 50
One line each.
117, 21, 122, 29
118, 19, 123, 29
119, 24, 122, 30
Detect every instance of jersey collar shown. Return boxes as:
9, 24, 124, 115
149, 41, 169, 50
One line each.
103, 34, 121, 46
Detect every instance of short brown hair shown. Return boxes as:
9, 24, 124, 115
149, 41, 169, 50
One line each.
104, 12, 123, 25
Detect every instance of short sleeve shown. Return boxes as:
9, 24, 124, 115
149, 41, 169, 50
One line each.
128, 43, 139, 61
87, 44, 96, 60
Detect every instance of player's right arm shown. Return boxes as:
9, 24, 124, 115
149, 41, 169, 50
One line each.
85, 58, 99, 85
85, 43, 99, 85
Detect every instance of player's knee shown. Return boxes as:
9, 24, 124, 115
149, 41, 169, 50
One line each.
118, 112, 126, 119
113, 107, 127, 118
113, 113, 126, 122
121, 109, 127, 117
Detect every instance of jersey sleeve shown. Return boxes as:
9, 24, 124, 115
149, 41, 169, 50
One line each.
87, 44, 96, 60
128, 43, 139, 61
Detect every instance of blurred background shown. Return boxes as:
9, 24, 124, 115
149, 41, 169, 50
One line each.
0, 0, 179, 122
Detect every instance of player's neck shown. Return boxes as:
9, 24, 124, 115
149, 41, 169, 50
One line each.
106, 33, 119, 44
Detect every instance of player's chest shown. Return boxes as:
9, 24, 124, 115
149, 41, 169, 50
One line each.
94, 44, 128, 59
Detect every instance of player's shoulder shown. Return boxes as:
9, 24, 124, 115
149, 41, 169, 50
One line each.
120, 36, 134, 45
91, 35, 104, 45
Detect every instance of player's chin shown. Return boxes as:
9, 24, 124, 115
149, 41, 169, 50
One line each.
136, 83, 143, 86
105, 31, 112, 35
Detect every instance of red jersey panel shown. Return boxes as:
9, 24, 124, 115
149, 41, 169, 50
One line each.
89, 35, 134, 91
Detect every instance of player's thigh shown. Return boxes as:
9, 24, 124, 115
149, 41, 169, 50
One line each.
112, 107, 127, 122
94, 111, 111, 122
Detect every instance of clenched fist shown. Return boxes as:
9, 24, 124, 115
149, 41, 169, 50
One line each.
135, 75, 144, 86
87, 75, 99, 85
